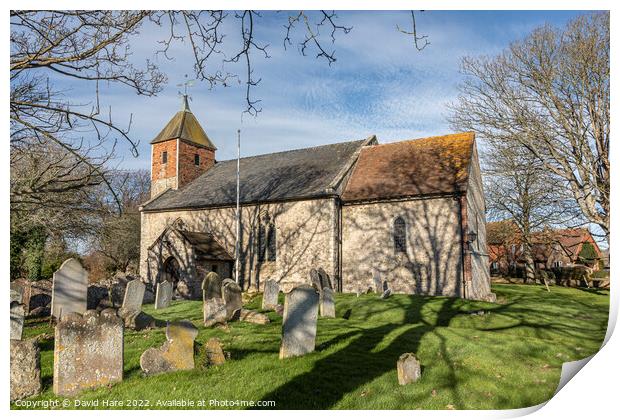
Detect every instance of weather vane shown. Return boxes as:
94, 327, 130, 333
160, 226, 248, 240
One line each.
176, 75, 196, 110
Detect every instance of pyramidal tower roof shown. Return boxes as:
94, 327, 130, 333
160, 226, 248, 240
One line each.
151, 95, 217, 150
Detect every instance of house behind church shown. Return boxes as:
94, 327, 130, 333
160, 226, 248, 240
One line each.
139, 99, 493, 301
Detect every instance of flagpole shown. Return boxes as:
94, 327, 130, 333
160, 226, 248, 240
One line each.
235, 128, 241, 286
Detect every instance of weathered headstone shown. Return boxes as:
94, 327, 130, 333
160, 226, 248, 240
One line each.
51, 258, 88, 320
154, 280, 173, 309
203, 297, 227, 327
309, 269, 322, 294
10, 287, 23, 305
381, 288, 392, 299
203, 338, 226, 366
320, 287, 336, 318
397, 353, 422, 385
279, 285, 319, 359
317, 268, 333, 290
202, 271, 222, 301
53, 309, 124, 396
221, 279, 242, 320
239, 309, 270, 325
372, 268, 382, 294
140, 320, 198, 375
262, 279, 279, 310
10, 302, 25, 340
121, 279, 146, 313
10, 338, 41, 401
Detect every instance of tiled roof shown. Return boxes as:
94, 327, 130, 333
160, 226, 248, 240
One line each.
151, 110, 217, 150
342, 132, 475, 202
143, 139, 369, 211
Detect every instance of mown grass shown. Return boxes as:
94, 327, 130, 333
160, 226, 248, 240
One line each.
15, 284, 609, 410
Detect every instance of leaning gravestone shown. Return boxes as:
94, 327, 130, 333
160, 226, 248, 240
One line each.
140, 320, 198, 375
10, 338, 41, 401
320, 287, 336, 318
397, 353, 422, 385
51, 258, 88, 320
154, 280, 173, 309
262, 279, 279, 310
279, 285, 319, 359
121, 279, 146, 313
317, 268, 333, 290
381, 288, 392, 299
202, 271, 222, 301
221, 279, 242, 320
10, 302, 25, 340
203, 297, 227, 327
53, 309, 124, 396
372, 268, 382, 294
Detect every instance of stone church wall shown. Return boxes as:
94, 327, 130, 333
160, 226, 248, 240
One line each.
140, 198, 338, 293
341, 196, 464, 296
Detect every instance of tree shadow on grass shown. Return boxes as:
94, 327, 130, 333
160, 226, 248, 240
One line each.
255, 297, 459, 409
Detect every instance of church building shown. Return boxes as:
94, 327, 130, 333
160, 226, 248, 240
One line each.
139, 98, 493, 302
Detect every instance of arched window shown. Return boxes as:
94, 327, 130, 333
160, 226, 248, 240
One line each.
267, 223, 277, 261
393, 216, 407, 253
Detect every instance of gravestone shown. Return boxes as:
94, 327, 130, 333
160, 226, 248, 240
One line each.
121, 280, 146, 313
203, 297, 227, 327
221, 279, 242, 320
154, 280, 173, 309
372, 268, 382, 294
10, 302, 25, 340
203, 338, 226, 366
10, 287, 23, 305
397, 353, 422, 385
53, 309, 124, 396
202, 271, 222, 301
140, 320, 198, 375
309, 269, 322, 294
381, 288, 392, 299
51, 258, 88, 320
239, 309, 270, 325
317, 268, 333, 290
279, 285, 319, 359
10, 338, 41, 401
262, 279, 279, 310
320, 287, 336, 318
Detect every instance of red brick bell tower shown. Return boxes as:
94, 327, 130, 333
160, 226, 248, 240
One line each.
150, 95, 216, 197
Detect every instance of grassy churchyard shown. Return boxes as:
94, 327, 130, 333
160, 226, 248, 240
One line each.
16, 284, 609, 410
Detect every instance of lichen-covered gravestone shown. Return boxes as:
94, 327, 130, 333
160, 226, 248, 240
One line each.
10, 338, 41, 401
397, 353, 422, 385
140, 320, 198, 375
10, 287, 23, 305
221, 279, 242, 320
202, 271, 222, 301
262, 279, 279, 310
279, 285, 319, 359
51, 258, 88, 320
320, 287, 336, 318
203, 297, 227, 327
203, 337, 226, 366
239, 309, 270, 325
372, 268, 382, 294
10, 302, 25, 340
154, 280, 173, 309
53, 309, 124, 396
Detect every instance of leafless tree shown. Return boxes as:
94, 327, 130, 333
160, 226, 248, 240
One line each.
450, 12, 609, 242
10, 10, 429, 236
483, 143, 583, 287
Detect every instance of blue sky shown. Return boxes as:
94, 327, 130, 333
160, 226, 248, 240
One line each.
51, 10, 586, 170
